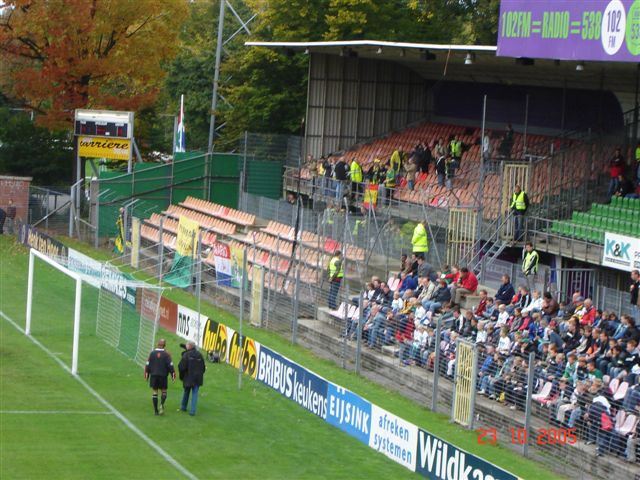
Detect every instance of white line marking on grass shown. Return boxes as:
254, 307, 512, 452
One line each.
0, 410, 113, 415
0, 310, 198, 480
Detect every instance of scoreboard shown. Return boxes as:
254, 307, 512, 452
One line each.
74, 109, 134, 139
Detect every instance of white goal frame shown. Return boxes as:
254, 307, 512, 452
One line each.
25, 248, 83, 375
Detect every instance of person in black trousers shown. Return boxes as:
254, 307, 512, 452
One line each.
178, 341, 206, 416
144, 339, 176, 415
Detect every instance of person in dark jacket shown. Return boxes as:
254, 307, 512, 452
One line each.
178, 341, 206, 416
144, 339, 176, 416
495, 275, 515, 305
0, 207, 5, 235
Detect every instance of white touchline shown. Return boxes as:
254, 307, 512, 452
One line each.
0, 410, 113, 415
0, 310, 199, 480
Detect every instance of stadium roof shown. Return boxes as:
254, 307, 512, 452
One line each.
245, 40, 639, 95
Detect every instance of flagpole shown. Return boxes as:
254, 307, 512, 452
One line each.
172, 115, 177, 159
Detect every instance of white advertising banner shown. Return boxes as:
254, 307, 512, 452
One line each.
602, 232, 640, 272
368, 404, 418, 472
176, 304, 207, 347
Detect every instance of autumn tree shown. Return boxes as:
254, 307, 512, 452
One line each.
0, 0, 188, 130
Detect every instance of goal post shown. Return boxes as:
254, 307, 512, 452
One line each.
26, 248, 83, 375
26, 247, 165, 376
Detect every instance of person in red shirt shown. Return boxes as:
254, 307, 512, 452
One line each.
608, 147, 625, 198
474, 289, 489, 319
453, 267, 478, 305
577, 298, 597, 326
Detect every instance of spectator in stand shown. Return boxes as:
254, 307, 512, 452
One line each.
327, 251, 343, 310
522, 289, 543, 316
521, 242, 539, 291
473, 290, 489, 319
434, 138, 446, 160
498, 124, 514, 158
404, 158, 417, 191
510, 185, 529, 241
411, 220, 429, 260
576, 298, 597, 326
512, 286, 532, 313
333, 157, 348, 201
391, 291, 404, 314
382, 160, 396, 205
435, 153, 446, 187
421, 279, 451, 314
397, 272, 417, 296
390, 150, 402, 176
482, 130, 491, 165
541, 292, 559, 320
398, 254, 408, 278
5, 199, 16, 234
608, 147, 625, 198
404, 253, 419, 277
445, 154, 456, 190
495, 274, 516, 306
349, 157, 363, 199
613, 173, 636, 198
620, 313, 640, 343
451, 267, 478, 305
631, 269, 640, 327
417, 257, 437, 282
496, 304, 509, 327
449, 135, 462, 163
367, 158, 383, 184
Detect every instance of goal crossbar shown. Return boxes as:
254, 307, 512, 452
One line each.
26, 248, 83, 375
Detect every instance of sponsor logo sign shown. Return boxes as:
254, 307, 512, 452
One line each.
227, 327, 260, 379
20, 225, 68, 261
67, 248, 102, 288
498, 0, 640, 63
256, 346, 328, 419
326, 384, 371, 445
416, 429, 517, 480
99, 265, 136, 307
176, 304, 207, 346
368, 405, 418, 471
201, 318, 229, 360
139, 289, 177, 333
602, 231, 640, 271
78, 136, 131, 160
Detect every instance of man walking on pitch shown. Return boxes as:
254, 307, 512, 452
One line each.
178, 341, 206, 416
144, 339, 176, 416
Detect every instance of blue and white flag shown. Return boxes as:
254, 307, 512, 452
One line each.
175, 94, 186, 153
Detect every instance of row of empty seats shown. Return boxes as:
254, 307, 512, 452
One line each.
164, 204, 236, 236
551, 197, 640, 244
145, 213, 218, 247
181, 196, 256, 227
140, 223, 177, 250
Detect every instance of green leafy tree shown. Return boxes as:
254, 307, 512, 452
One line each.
0, 108, 72, 185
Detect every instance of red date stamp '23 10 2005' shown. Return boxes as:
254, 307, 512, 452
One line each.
477, 427, 578, 445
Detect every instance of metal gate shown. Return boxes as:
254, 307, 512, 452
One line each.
544, 267, 599, 304
446, 208, 477, 266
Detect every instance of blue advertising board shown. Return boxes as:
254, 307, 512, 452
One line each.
256, 345, 327, 419
326, 383, 372, 445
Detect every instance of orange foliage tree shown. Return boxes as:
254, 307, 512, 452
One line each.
0, 0, 188, 129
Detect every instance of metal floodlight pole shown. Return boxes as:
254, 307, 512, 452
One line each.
208, 0, 226, 154
238, 248, 248, 389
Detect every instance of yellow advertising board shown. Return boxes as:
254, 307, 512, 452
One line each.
78, 136, 131, 161
175, 216, 199, 258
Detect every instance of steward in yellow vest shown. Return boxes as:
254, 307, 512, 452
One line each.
411, 221, 429, 258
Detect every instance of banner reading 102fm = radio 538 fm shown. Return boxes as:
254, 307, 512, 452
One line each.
498, 0, 640, 62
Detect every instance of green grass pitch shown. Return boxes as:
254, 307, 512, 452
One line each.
0, 236, 561, 479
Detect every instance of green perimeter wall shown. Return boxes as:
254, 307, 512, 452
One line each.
98, 152, 282, 237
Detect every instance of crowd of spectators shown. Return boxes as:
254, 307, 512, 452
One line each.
345, 265, 640, 463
